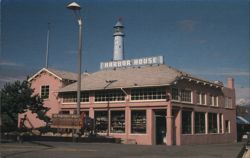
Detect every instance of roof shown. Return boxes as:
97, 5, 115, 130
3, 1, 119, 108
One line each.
114, 20, 124, 28
28, 68, 78, 82
59, 64, 222, 92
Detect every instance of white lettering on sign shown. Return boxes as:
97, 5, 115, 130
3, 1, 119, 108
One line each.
100, 56, 164, 70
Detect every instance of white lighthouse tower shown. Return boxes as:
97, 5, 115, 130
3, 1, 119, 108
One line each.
113, 19, 125, 61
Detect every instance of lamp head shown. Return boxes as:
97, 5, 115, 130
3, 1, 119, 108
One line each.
67, 2, 81, 10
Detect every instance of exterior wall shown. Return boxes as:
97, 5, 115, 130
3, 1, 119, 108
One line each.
18, 71, 63, 128
58, 80, 236, 145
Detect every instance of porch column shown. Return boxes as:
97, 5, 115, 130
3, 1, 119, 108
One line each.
191, 111, 195, 134
217, 113, 220, 134
205, 112, 208, 134
166, 102, 173, 145
176, 108, 182, 146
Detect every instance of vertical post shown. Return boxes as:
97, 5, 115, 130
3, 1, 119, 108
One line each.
191, 111, 195, 134
166, 103, 173, 145
76, 18, 83, 116
45, 23, 50, 68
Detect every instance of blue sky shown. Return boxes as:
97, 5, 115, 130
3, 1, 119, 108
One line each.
1, 0, 249, 104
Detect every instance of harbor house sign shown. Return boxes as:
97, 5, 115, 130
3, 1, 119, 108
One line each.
100, 56, 164, 70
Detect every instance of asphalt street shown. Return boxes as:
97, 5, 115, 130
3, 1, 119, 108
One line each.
0, 141, 244, 158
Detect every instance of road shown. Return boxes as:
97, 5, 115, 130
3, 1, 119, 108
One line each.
0, 141, 244, 158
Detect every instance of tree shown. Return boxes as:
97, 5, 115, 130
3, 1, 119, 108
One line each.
0, 80, 50, 132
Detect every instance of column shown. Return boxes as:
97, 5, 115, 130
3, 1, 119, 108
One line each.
166, 102, 173, 145
191, 111, 195, 134
217, 113, 220, 134
205, 112, 208, 134
176, 108, 182, 146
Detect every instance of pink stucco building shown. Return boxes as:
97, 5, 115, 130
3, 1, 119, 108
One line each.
19, 20, 236, 145
19, 64, 236, 145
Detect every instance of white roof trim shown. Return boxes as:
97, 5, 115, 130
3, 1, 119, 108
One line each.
28, 68, 63, 82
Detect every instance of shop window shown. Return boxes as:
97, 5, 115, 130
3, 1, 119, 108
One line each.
95, 90, 125, 102
131, 110, 146, 134
225, 120, 230, 133
208, 113, 218, 133
41, 85, 49, 99
62, 92, 89, 103
95, 111, 108, 133
172, 88, 179, 100
195, 112, 205, 134
131, 87, 166, 101
111, 110, 125, 133
182, 111, 192, 134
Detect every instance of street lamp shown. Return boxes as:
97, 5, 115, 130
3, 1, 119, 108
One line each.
67, 2, 83, 116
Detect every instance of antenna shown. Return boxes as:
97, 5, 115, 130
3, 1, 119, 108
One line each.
45, 23, 50, 68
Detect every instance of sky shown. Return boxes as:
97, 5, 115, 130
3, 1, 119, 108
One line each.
1, 0, 249, 105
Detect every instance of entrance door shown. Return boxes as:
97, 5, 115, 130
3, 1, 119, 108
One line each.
155, 110, 166, 145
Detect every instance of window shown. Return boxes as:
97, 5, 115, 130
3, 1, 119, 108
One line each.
210, 95, 218, 106
131, 87, 166, 101
195, 112, 205, 134
111, 110, 125, 133
225, 120, 230, 133
208, 113, 218, 133
172, 88, 179, 100
62, 92, 89, 103
197, 92, 206, 105
95, 90, 125, 102
180, 89, 192, 102
225, 97, 233, 108
95, 111, 108, 133
182, 111, 192, 134
131, 110, 146, 134
41, 85, 49, 99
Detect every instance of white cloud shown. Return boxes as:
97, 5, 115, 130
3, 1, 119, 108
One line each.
177, 20, 197, 32
0, 60, 22, 67
236, 87, 250, 105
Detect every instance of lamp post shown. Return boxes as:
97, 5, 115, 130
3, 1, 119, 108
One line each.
67, 2, 83, 116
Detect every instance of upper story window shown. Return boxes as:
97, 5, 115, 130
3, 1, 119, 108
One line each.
131, 87, 166, 101
180, 89, 192, 103
172, 88, 179, 100
62, 92, 89, 103
171, 88, 192, 103
41, 85, 49, 99
210, 95, 218, 106
197, 92, 206, 105
225, 97, 233, 108
95, 90, 125, 102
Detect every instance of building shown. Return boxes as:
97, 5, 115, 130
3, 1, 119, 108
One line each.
19, 20, 236, 145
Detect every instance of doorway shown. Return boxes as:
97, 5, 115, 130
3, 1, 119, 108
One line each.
155, 110, 166, 145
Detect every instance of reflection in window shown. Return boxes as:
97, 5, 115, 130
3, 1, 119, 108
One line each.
95, 111, 108, 133
131, 87, 166, 100
131, 110, 146, 133
182, 111, 192, 134
195, 112, 205, 134
111, 111, 125, 133
208, 113, 218, 133
95, 90, 125, 102
41, 85, 49, 99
